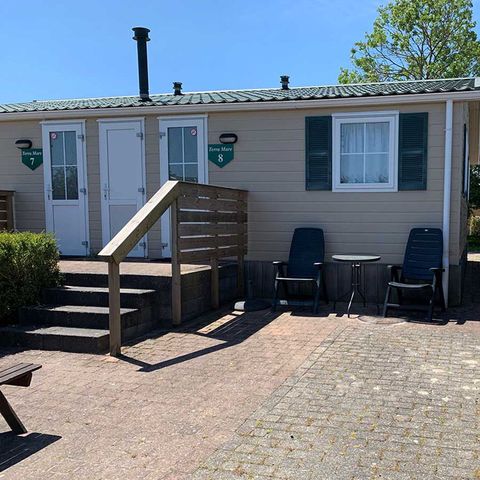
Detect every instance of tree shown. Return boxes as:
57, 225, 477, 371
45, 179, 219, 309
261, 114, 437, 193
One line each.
470, 165, 480, 211
339, 0, 480, 83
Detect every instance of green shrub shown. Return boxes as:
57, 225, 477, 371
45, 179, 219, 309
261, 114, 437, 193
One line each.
470, 165, 480, 211
471, 216, 480, 237
0, 232, 62, 322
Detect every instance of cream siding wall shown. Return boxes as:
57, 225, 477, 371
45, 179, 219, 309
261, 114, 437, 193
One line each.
0, 100, 467, 268
208, 102, 465, 266
0, 120, 44, 232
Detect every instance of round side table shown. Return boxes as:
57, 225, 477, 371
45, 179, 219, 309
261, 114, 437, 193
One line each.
332, 255, 381, 317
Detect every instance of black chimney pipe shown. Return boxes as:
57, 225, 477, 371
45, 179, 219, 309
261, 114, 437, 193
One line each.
132, 27, 151, 101
173, 82, 183, 96
280, 75, 290, 90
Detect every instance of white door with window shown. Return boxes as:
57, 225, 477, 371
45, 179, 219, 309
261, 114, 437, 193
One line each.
42, 122, 89, 256
159, 117, 207, 257
99, 119, 147, 258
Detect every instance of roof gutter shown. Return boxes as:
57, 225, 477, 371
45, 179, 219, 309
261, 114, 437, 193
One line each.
0, 90, 479, 122
442, 99, 453, 306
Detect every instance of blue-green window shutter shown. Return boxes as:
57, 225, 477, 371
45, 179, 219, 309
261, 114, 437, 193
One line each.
398, 112, 428, 190
306, 116, 332, 190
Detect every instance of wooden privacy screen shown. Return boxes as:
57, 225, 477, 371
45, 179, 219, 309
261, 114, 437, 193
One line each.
175, 183, 248, 263
171, 183, 248, 323
0, 191, 15, 231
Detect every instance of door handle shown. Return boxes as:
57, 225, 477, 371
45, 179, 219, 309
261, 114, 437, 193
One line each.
103, 184, 110, 200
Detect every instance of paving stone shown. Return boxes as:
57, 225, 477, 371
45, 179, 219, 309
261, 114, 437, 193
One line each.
193, 306, 480, 479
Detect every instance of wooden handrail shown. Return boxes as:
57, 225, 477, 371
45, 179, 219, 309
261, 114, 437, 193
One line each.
0, 190, 15, 231
98, 180, 248, 356
98, 180, 181, 263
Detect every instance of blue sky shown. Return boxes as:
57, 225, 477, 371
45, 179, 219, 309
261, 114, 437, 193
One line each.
0, 0, 479, 104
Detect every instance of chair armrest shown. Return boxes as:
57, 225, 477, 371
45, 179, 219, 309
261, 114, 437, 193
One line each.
272, 261, 286, 277
430, 267, 444, 286
313, 262, 324, 269
387, 265, 402, 282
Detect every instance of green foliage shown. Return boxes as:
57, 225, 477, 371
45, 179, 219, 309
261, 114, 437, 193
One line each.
470, 217, 480, 237
339, 0, 480, 83
0, 232, 61, 322
470, 165, 480, 211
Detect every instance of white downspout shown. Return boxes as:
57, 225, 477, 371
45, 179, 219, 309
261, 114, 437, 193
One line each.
442, 99, 453, 306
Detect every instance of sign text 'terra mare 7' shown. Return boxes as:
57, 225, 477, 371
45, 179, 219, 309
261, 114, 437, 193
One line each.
21, 148, 43, 171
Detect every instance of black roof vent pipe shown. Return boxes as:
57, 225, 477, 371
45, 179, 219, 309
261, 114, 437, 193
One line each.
132, 27, 151, 101
280, 75, 290, 90
173, 82, 183, 95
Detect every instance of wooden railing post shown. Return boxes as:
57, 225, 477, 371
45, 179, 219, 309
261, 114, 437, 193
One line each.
171, 199, 182, 325
108, 260, 121, 356
211, 192, 220, 309
237, 192, 247, 296
0, 191, 15, 231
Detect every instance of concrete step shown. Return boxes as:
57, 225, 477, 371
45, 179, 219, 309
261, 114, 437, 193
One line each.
18, 304, 139, 330
0, 325, 109, 354
43, 285, 158, 309
63, 272, 170, 290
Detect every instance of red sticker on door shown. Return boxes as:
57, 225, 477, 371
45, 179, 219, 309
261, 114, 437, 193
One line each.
50, 132, 57, 140
190, 128, 197, 136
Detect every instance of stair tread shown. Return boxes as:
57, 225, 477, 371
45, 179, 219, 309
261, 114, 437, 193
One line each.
22, 305, 138, 314
0, 325, 109, 338
47, 285, 156, 295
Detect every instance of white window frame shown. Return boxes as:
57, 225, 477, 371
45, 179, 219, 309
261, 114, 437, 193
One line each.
332, 111, 399, 192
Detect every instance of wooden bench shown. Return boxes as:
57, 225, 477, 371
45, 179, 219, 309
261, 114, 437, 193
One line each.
0, 363, 42, 434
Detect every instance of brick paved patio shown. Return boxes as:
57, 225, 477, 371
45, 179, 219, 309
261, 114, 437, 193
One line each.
1, 270, 480, 479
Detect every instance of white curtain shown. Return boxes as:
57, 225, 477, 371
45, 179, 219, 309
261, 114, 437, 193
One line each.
340, 122, 389, 184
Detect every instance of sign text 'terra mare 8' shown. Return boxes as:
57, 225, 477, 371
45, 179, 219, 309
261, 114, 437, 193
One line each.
208, 144, 234, 168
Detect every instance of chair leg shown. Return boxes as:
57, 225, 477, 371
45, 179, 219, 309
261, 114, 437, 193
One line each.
438, 283, 446, 312
321, 272, 329, 304
313, 280, 321, 314
272, 279, 280, 312
383, 286, 392, 318
427, 287, 435, 321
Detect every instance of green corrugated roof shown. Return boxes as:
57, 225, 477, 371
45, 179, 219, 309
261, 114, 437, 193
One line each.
0, 78, 477, 114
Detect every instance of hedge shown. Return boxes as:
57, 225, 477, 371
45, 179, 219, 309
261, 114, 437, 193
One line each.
0, 232, 62, 322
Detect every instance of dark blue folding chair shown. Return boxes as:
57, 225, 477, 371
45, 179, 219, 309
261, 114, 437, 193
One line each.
272, 228, 329, 313
383, 228, 446, 321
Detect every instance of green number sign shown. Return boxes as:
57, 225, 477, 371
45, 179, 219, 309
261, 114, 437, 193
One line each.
208, 144, 234, 168
21, 148, 43, 171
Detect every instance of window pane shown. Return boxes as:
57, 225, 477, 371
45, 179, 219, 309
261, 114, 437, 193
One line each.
183, 127, 198, 164
66, 166, 79, 199
365, 154, 389, 183
341, 123, 364, 153
184, 164, 198, 182
340, 154, 364, 184
169, 164, 183, 180
50, 131, 64, 166
64, 131, 77, 165
366, 122, 389, 153
168, 128, 183, 164
51, 166, 66, 199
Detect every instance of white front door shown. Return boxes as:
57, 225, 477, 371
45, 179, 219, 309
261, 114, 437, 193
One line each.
159, 117, 208, 257
99, 119, 147, 258
42, 122, 89, 256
